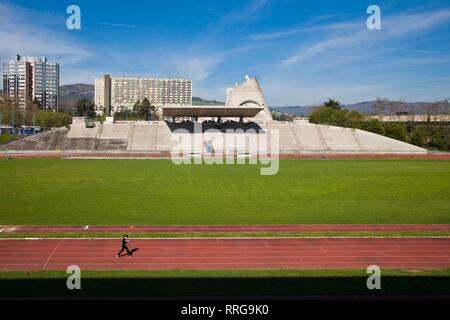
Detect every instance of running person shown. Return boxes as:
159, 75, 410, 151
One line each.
117, 234, 132, 257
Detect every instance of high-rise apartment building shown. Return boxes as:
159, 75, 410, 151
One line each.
94, 75, 192, 115
94, 74, 111, 115
28, 56, 59, 110
2, 55, 32, 109
2, 54, 59, 110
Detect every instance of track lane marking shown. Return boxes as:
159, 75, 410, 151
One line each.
42, 239, 63, 271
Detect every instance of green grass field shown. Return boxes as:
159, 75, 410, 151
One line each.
1, 158, 449, 225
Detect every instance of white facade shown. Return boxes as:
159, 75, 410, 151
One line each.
226, 75, 272, 122
94, 75, 192, 114
94, 74, 111, 115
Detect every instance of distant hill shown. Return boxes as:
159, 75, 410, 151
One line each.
270, 101, 438, 116
344, 101, 435, 114
192, 96, 225, 106
269, 106, 312, 116
59, 84, 94, 112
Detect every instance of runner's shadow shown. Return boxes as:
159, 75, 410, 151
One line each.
118, 248, 139, 257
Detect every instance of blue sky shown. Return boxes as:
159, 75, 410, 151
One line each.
1, 0, 450, 105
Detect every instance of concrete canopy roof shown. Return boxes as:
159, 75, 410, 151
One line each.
162, 105, 263, 118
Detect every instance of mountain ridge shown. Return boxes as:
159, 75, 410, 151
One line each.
269, 101, 442, 116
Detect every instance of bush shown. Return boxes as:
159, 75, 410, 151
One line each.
362, 119, 385, 135
75, 98, 96, 118
410, 125, 428, 146
383, 123, 408, 142
308, 99, 438, 148
428, 127, 450, 151
35, 110, 72, 128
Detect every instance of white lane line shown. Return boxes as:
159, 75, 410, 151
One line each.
42, 239, 63, 271
84, 225, 89, 230
378, 251, 388, 257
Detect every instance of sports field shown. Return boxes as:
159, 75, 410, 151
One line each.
1, 157, 450, 298
0, 158, 449, 225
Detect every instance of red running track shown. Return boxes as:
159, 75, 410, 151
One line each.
1, 224, 449, 233
0, 238, 449, 271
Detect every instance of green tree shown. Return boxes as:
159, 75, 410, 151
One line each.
410, 125, 428, 146
132, 100, 141, 114
133, 98, 157, 120
309, 103, 351, 127
383, 123, 408, 142
35, 110, 72, 128
113, 108, 138, 121
309, 105, 335, 125
428, 127, 450, 151
95, 110, 107, 123
345, 110, 364, 128
362, 118, 385, 135
323, 98, 342, 110
0, 99, 23, 127
75, 98, 96, 118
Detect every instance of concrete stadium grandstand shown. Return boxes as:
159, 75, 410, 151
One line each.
0, 75, 426, 155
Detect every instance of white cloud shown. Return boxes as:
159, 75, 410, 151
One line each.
0, 2, 93, 66
280, 9, 450, 67
281, 32, 365, 67
165, 43, 269, 82
396, 48, 438, 54
250, 21, 360, 41
247, 0, 269, 14
170, 56, 221, 82
99, 22, 152, 30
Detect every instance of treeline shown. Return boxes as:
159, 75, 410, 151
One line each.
113, 98, 159, 121
271, 111, 295, 122
309, 99, 450, 151
0, 98, 72, 129
75, 97, 160, 121
1, 96, 161, 130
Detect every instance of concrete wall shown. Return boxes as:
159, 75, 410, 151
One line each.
3, 120, 427, 154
